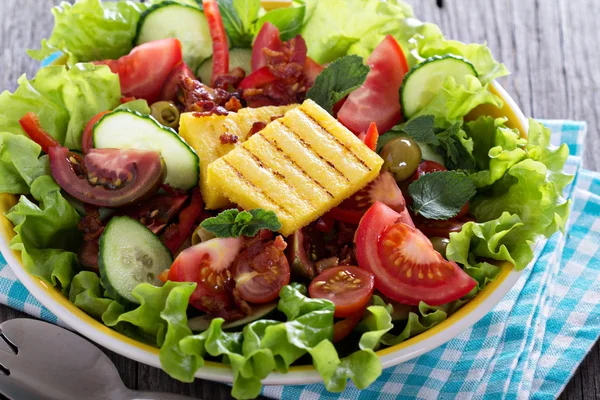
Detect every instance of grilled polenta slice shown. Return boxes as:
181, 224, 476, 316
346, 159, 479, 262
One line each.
179, 105, 297, 209
207, 99, 384, 236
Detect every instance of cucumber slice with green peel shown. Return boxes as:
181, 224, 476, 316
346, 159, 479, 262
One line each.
93, 110, 199, 190
197, 48, 253, 84
99, 216, 173, 304
135, 2, 212, 72
188, 302, 278, 332
401, 55, 478, 119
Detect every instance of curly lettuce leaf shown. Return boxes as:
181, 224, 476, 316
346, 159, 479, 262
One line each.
414, 75, 503, 127
300, 0, 414, 64
412, 35, 509, 84
69, 271, 114, 320
177, 285, 386, 399
28, 0, 146, 65
448, 119, 572, 271
5, 176, 81, 292
464, 116, 528, 187
0, 64, 121, 149
0, 133, 49, 194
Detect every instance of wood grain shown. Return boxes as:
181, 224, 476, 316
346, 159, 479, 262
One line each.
1, 0, 598, 399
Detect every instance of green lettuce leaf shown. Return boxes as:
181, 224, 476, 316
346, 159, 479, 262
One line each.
115, 99, 151, 115
69, 271, 114, 320
465, 116, 528, 187
448, 119, 573, 271
300, 0, 414, 64
381, 302, 449, 346
176, 285, 386, 399
5, 175, 81, 292
0, 133, 49, 194
0, 64, 121, 149
412, 35, 509, 84
28, 0, 146, 65
413, 75, 503, 127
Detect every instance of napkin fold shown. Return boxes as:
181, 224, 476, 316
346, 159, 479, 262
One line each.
0, 121, 598, 400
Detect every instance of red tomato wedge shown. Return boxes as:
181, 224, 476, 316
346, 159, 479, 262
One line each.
304, 57, 324, 87
329, 171, 408, 225
19, 112, 60, 153
233, 235, 290, 304
337, 35, 408, 134
309, 266, 375, 318
239, 66, 277, 90
95, 38, 183, 104
355, 202, 476, 306
168, 237, 245, 319
159, 61, 196, 102
82, 110, 111, 154
252, 22, 283, 71
49, 147, 165, 207
203, 0, 229, 85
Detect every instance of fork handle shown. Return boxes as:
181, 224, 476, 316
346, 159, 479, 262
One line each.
127, 390, 197, 400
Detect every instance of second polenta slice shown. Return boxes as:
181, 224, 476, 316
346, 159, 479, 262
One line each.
207, 99, 384, 236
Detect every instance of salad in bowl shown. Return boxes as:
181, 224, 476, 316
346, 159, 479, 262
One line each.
0, 0, 571, 398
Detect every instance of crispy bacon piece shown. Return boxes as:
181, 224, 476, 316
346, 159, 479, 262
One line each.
219, 132, 239, 144
179, 77, 243, 116
241, 36, 310, 107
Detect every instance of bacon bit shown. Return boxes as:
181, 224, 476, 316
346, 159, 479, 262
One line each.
224, 96, 243, 112
241, 36, 310, 107
273, 235, 287, 251
78, 208, 104, 242
213, 67, 246, 91
270, 115, 284, 122
160, 184, 188, 197
315, 257, 339, 274
219, 132, 239, 144
248, 121, 267, 138
179, 77, 242, 116
232, 288, 253, 316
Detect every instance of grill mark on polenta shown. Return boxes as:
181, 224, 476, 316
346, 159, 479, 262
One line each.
239, 147, 317, 209
256, 133, 335, 199
222, 159, 294, 218
300, 110, 372, 172
278, 121, 351, 183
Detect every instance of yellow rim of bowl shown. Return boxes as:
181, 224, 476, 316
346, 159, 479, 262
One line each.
0, 84, 525, 372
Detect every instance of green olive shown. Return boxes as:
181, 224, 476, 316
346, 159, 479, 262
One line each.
150, 101, 180, 129
380, 136, 422, 182
430, 237, 450, 258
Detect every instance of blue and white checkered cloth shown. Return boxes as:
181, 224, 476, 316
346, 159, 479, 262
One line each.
1, 121, 598, 399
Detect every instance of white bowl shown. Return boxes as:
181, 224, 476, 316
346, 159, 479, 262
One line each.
0, 82, 528, 386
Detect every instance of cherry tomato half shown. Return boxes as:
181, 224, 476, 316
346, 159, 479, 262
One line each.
168, 237, 245, 320
233, 236, 290, 304
309, 266, 375, 318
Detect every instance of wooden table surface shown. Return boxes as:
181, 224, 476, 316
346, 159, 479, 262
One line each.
1, 0, 599, 399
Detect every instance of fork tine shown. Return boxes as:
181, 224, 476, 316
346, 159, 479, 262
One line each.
0, 331, 18, 356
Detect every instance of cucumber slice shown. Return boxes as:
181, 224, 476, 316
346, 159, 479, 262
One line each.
401, 55, 478, 119
197, 48, 253, 84
135, 2, 212, 72
99, 216, 173, 304
93, 110, 199, 190
188, 302, 278, 332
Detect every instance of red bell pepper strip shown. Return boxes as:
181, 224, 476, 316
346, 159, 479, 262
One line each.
162, 188, 204, 254
203, 0, 229, 86
238, 66, 278, 90
362, 122, 379, 152
82, 111, 112, 154
19, 112, 60, 153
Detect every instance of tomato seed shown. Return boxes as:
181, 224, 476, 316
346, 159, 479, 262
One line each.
150, 209, 159, 218
89, 176, 98, 185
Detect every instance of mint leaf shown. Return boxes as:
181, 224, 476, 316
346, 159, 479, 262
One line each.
219, 0, 261, 48
200, 208, 281, 238
435, 125, 476, 171
397, 115, 438, 144
306, 55, 369, 113
408, 171, 476, 220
